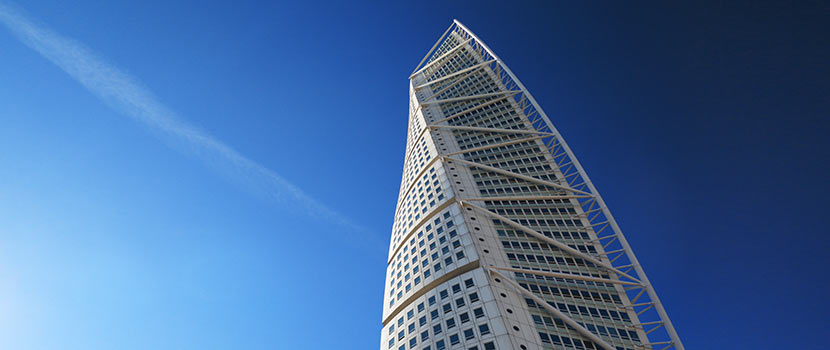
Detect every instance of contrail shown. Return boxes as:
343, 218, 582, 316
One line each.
0, 3, 378, 245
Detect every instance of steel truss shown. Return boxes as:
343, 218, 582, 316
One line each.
407, 20, 684, 350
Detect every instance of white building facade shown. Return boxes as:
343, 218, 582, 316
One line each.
381, 21, 683, 350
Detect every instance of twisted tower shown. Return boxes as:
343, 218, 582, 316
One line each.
381, 21, 683, 350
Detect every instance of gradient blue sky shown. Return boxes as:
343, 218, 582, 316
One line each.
1, 1, 828, 349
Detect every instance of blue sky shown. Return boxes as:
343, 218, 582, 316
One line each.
1, 1, 828, 349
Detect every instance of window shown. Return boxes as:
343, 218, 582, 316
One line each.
443, 303, 452, 313
436, 340, 446, 350
433, 324, 442, 335
464, 328, 475, 340
455, 297, 466, 307
388, 339, 394, 349
473, 308, 484, 319
440, 290, 449, 299
419, 316, 427, 326
479, 324, 491, 335
409, 338, 417, 348
452, 284, 461, 293
469, 292, 479, 303
428, 296, 436, 306
447, 318, 456, 329
397, 331, 404, 340
431, 310, 439, 320
459, 312, 470, 324
484, 342, 496, 350
421, 330, 429, 341
464, 279, 474, 288
450, 334, 460, 345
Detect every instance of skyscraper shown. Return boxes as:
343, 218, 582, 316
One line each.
381, 21, 683, 350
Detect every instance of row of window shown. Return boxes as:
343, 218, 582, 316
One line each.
437, 82, 502, 118
398, 339, 497, 350
390, 322, 492, 350
422, 34, 462, 75
390, 164, 449, 254
471, 164, 558, 187
399, 171, 443, 230
446, 104, 520, 132
484, 198, 575, 207
388, 246, 468, 304
445, 100, 517, 137
390, 278, 478, 334
506, 252, 594, 270
469, 171, 562, 198
388, 209, 471, 307
385, 273, 494, 350
502, 238, 596, 256
463, 138, 548, 166
495, 224, 594, 254
401, 136, 431, 189
539, 331, 635, 350
447, 100, 516, 133
434, 70, 499, 102
497, 228, 593, 248
455, 129, 526, 154
391, 210, 456, 282
467, 152, 550, 173
423, 50, 483, 94
532, 302, 633, 326
511, 268, 616, 290
403, 103, 426, 172
461, 137, 543, 160
522, 283, 624, 306
538, 331, 599, 350
424, 54, 478, 87
510, 217, 584, 229
495, 206, 577, 217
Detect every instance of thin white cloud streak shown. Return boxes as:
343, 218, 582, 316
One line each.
0, 3, 374, 240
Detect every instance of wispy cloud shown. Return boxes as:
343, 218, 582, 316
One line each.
0, 3, 377, 245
